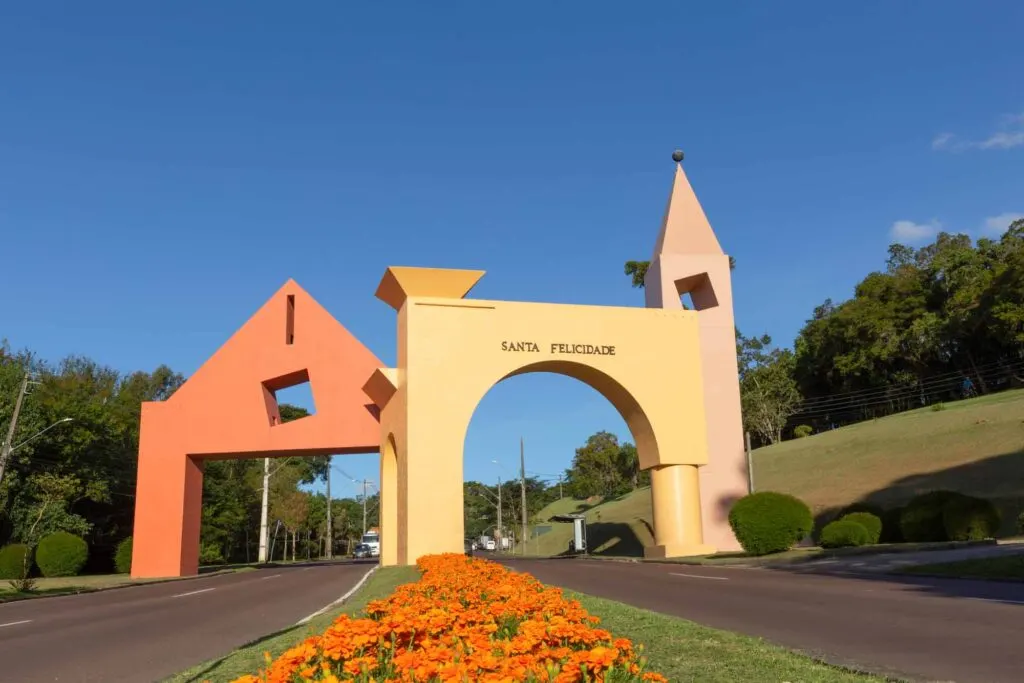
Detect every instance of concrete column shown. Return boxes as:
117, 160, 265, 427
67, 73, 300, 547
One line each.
380, 434, 399, 567
645, 463, 715, 559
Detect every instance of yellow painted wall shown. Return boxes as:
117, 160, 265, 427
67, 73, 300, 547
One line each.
373, 282, 713, 565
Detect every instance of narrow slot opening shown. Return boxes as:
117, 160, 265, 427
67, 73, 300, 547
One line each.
286, 294, 295, 345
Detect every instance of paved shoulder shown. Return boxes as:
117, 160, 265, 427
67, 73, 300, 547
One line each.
504, 558, 1024, 683
0, 561, 373, 683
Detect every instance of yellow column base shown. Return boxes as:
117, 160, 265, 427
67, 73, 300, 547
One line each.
644, 542, 716, 560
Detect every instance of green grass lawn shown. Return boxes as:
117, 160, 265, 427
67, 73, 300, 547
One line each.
523, 389, 1024, 557
900, 553, 1024, 580
0, 567, 253, 603
174, 564, 889, 683
574, 592, 889, 682
164, 566, 421, 683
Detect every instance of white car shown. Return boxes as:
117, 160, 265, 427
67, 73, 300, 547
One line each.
485, 539, 496, 551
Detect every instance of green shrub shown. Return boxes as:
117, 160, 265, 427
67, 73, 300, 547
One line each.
900, 490, 968, 542
728, 491, 813, 556
880, 507, 906, 543
820, 520, 871, 548
793, 425, 813, 438
839, 512, 882, 544
837, 502, 885, 519
942, 495, 1001, 541
930, 402, 946, 412
35, 532, 89, 577
0, 544, 33, 580
199, 543, 225, 565
114, 536, 133, 574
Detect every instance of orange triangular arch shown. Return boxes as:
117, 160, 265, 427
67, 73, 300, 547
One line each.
131, 280, 382, 578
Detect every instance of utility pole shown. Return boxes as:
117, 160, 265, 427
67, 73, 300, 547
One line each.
496, 475, 502, 550
745, 431, 755, 493
258, 457, 271, 563
0, 374, 30, 491
520, 437, 527, 555
325, 455, 333, 560
360, 479, 368, 536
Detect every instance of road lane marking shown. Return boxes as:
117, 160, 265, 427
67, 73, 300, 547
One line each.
172, 587, 217, 598
296, 567, 376, 625
0, 620, 32, 629
669, 572, 728, 581
260, 574, 282, 581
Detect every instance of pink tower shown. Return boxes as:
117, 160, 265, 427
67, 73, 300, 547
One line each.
643, 152, 747, 551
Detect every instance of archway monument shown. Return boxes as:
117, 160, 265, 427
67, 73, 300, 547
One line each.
130, 156, 748, 578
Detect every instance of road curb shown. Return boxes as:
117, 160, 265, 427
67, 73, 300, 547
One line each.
296, 564, 377, 625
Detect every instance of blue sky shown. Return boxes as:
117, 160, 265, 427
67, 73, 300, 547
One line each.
2, 2, 1022, 495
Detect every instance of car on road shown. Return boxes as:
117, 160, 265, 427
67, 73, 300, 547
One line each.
352, 543, 373, 559
484, 538, 496, 551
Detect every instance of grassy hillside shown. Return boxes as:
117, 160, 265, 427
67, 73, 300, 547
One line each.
521, 389, 1024, 556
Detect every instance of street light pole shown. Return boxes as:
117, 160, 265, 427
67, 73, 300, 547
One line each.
258, 457, 271, 563
0, 374, 30, 488
520, 437, 527, 555
325, 456, 333, 560
496, 475, 502, 550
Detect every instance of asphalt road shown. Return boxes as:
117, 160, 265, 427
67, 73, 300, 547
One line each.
0, 561, 372, 683
503, 558, 1024, 683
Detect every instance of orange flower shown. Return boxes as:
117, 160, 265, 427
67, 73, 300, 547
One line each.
229, 553, 665, 682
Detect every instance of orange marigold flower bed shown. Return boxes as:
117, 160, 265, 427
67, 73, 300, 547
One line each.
231, 553, 666, 682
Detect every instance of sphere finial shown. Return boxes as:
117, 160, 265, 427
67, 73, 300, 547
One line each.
671, 149, 684, 163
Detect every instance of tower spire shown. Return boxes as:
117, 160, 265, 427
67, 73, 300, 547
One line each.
651, 152, 723, 258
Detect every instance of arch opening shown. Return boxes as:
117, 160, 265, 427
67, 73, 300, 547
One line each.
462, 362, 660, 559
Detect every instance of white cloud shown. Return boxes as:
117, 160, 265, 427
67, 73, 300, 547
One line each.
890, 219, 941, 243
932, 111, 1024, 152
983, 212, 1024, 235
931, 132, 956, 150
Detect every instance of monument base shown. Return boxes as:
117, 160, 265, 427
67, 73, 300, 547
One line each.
644, 542, 716, 560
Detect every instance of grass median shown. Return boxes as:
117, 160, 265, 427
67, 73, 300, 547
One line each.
900, 553, 1024, 580
176, 561, 892, 683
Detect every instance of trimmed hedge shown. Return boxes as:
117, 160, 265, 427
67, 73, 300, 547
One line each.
942, 495, 1001, 541
880, 506, 906, 543
728, 491, 812, 556
0, 544, 32, 580
35, 532, 89, 577
114, 536, 133, 574
900, 490, 967, 542
839, 511, 882, 544
793, 425, 813, 438
820, 520, 871, 548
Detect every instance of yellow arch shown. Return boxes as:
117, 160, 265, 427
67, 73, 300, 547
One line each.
369, 268, 714, 565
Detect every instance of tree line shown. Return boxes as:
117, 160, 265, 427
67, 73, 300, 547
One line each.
625, 217, 1024, 445
0, 345, 379, 571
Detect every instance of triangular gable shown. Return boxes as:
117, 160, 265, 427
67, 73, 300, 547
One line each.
158, 279, 382, 456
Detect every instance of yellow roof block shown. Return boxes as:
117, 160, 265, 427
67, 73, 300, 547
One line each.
375, 266, 486, 311
362, 367, 400, 409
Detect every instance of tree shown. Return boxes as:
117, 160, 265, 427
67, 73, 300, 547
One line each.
624, 257, 735, 290
738, 333, 801, 445
563, 431, 643, 498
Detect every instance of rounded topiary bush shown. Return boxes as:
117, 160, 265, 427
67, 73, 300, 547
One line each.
793, 425, 813, 439
880, 507, 906, 543
0, 544, 33, 580
114, 536, 133, 574
942, 495, 1001, 541
728, 491, 813, 556
839, 511, 882, 544
35, 532, 89, 577
819, 520, 871, 548
900, 490, 968, 542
